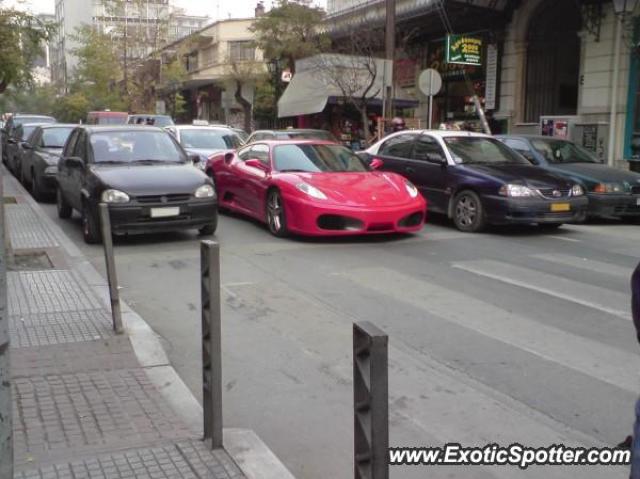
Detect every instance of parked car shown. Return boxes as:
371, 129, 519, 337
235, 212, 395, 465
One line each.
497, 135, 640, 220
86, 111, 128, 125
20, 124, 75, 200
56, 126, 217, 244
209, 140, 426, 237
164, 125, 243, 174
362, 131, 588, 232
127, 114, 175, 127
246, 129, 338, 144
2, 114, 56, 163
6, 123, 51, 176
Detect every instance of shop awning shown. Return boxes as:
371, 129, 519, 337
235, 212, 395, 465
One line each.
277, 70, 330, 118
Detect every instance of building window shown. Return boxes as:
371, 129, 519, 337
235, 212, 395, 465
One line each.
202, 45, 218, 67
229, 41, 255, 62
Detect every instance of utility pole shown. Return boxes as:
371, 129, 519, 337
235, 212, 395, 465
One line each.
384, 0, 395, 124
0, 143, 12, 479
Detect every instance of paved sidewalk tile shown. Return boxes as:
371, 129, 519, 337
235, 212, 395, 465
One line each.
13, 368, 193, 467
8, 270, 104, 316
16, 440, 243, 479
6, 203, 59, 249
10, 310, 113, 347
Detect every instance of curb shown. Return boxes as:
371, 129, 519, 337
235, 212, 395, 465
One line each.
9, 174, 295, 479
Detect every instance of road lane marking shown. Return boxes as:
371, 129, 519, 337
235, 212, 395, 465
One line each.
547, 235, 581, 243
532, 253, 633, 279
452, 260, 630, 321
336, 267, 639, 392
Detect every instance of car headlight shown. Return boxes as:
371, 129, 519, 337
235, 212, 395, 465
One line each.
405, 180, 419, 198
498, 184, 536, 197
296, 182, 327, 200
194, 184, 215, 198
101, 189, 130, 203
593, 182, 625, 194
44, 166, 57, 175
571, 184, 584, 196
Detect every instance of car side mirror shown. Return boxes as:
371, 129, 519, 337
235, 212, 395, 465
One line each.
522, 152, 538, 164
7, 138, 17, 144
21, 142, 32, 149
224, 152, 234, 164
64, 156, 84, 169
426, 153, 447, 165
189, 154, 200, 164
370, 158, 384, 170
245, 158, 269, 171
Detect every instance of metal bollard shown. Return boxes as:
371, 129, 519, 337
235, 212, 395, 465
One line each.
353, 322, 389, 479
201, 240, 223, 448
99, 203, 123, 334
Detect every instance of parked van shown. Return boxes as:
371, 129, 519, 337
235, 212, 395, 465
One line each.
86, 111, 128, 125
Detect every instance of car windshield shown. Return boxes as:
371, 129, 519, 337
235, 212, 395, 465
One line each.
90, 130, 186, 164
42, 127, 73, 148
443, 137, 530, 165
530, 138, 598, 164
276, 131, 337, 141
273, 144, 368, 172
180, 129, 242, 150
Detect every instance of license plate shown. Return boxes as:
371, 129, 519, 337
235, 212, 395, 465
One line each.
550, 203, 571, 212
150, 207, 180, 218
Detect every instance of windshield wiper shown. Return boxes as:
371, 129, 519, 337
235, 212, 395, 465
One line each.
279, 168, 312, 173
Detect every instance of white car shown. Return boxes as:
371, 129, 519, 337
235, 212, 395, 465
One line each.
164, 125, 244, 172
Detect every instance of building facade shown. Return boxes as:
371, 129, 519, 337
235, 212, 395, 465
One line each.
324, 0, 639, 169
52, 0, 209, 91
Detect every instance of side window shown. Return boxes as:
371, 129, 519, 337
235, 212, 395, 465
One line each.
73, 132, 87, 161
251, 144, 270, 165
379, 134, 416, 158
503, 139, 536, 163
63, 131, 79, 157
413, 135, 446, 161
238, 146, 252, 161
251, 133, 264, 142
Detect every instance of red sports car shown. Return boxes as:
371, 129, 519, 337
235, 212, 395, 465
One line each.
209, 140, 427, 237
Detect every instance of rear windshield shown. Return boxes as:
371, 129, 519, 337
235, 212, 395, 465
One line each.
42, 127, 74, 148
180, 129, 243, 150
530, 138, 598, 164
90, 130, 186, 164
275, 131, 337, 141
129, 116, 174, 127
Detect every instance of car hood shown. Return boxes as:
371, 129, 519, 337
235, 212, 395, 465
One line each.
282, 171, 417, 207
90, 163, 209, 196
184, 147, 226, 159
462, 164, 574, 189
548, 162, 640, 186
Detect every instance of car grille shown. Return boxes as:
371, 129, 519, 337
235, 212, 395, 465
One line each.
135, 194, 191, 204
631, 186, 640, 195
536, 188, 572, 199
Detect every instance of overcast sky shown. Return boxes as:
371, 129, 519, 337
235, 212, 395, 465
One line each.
7, 0, 326, 19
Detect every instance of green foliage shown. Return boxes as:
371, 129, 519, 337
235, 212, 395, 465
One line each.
159, 56, 189, 119
251, 0, 329, 70
0, 7, 54, 93
52, 92, 91, 123
0, 84, 57, 115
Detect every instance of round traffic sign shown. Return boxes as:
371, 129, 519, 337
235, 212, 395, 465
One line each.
418, 68, 442, 97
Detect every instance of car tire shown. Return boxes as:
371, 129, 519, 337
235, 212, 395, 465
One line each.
18, 165, 25, 186
31, 173, 44, 202
199, 213, 218, 236
82, 203, 101, 244
452, 190, 486, 233
266, 189, 289, 237
56, 188, 72, 219
538, 223, 563, 230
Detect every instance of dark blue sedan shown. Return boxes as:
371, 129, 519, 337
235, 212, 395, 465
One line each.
497, 135, 640, 220
363, 131, 588, 232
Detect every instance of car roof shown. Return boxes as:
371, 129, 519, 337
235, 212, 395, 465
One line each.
129, 114, 171, 118
12, 114, 55, 119
249, 139, 339, 146
37, 123, 77, 129
172, 125, 237, 131
78, 125, 164, 133
497, 134, 571, 141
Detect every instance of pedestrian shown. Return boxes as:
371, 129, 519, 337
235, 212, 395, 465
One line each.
629, 260, 640, 477
391, 116, 406, 132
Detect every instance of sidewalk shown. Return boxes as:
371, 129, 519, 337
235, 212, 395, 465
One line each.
3, 166, 293, 479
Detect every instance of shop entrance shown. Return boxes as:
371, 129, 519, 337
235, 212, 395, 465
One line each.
524, 0, 581, 122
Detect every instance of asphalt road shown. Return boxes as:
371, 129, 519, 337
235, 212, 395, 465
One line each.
39, 201, 639, 479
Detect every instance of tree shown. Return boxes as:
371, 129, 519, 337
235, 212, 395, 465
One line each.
0, 84, 57, 116
158, 56, 188, 120
251, 0, 329, 72
222, 59, 266, 132
312, 29, 384, 143
52, 92, 91, 123
0, 5, 53, 93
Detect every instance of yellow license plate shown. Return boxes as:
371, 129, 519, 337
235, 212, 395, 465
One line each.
550, 203, 571, 212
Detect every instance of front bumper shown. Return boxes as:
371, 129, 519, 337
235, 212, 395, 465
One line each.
587, 193, 640, 218
282, 195, 427, 236
104, 199, 217, 234
483, 195, 589, 224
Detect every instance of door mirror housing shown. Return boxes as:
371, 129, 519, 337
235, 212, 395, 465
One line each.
21, 141, 32, 150
245, 158, 270, 171
224, 152, 234, 164
426, 153, 447, 165
370, 158, 384, 170
520, 151, 538, 164
64, 156, 84, 169
189, 154, 201, 164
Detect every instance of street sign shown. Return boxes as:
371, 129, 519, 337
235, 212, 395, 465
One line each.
446, 34, 483, 66
418, 68, 442, 97
418, 69, 442, 130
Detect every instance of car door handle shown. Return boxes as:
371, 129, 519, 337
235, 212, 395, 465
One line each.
405, 167, 415, 174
